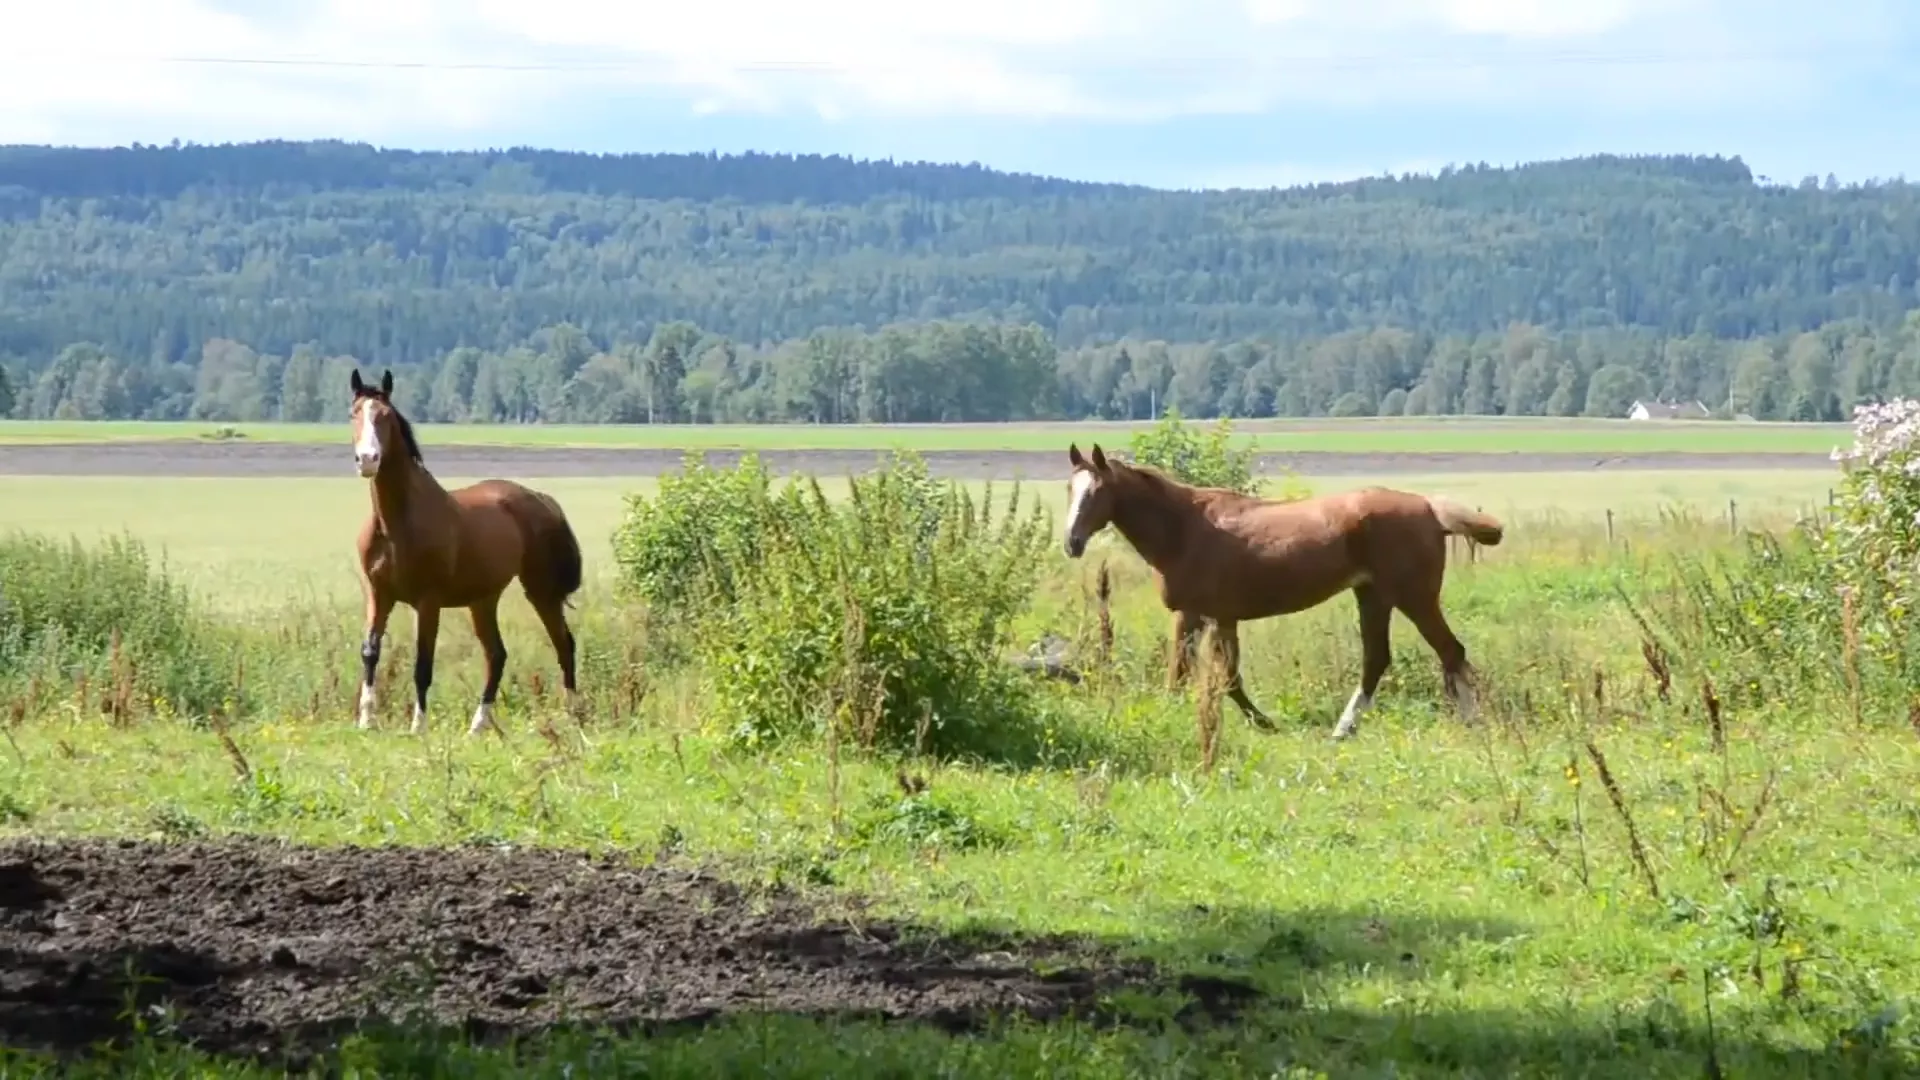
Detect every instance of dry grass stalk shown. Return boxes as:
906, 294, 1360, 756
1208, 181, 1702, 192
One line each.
824, 584, 870, 838
616, 638, 651, 724
1640, 638, 1671, 703
1703, 677, 1724, 752
209, 713, 252, 784
104, 627, 135, 725
1194, 623, 1226, 774
1840, 589, 1863, 728
1095, 559, 1114, 666
1584, 738, 1660, 900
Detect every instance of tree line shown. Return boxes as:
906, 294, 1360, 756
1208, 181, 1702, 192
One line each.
2, 143, 1920, 385
11, 312, 1916, 424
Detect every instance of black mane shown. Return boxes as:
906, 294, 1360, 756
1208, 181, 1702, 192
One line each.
387, 403, 424, 465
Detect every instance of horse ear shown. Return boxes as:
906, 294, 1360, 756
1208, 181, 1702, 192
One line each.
350, 369, 365, 396
379, 370, 394, 397
1068, 443, 1086, 468
1090, 444, 1109, 472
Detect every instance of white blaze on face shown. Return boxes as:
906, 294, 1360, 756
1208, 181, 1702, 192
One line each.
353, 406, 383, 476
1064, 468, 1096, 543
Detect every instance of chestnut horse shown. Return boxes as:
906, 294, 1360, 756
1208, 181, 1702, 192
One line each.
1062, 443, 1502, 740
347, 369, 584, 737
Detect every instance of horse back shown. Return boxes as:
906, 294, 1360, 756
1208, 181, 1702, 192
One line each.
1183, 487, 1450, 618
449, 479, 583, 601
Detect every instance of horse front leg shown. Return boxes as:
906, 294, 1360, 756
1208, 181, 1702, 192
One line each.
1166, 610, 1205, 690
1213, 619, 1276, 732
356, 591, 396, 730
410, 604, 441, 735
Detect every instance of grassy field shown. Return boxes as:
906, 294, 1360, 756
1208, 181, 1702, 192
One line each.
0, 470, 1841, 605
0, 416, 1854, 455
2, 460, 1915, 1077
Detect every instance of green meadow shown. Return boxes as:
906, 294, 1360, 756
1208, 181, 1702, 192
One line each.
0, 459, 1913, 1078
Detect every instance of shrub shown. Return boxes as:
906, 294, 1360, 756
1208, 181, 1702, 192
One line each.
677, 452, 1054, 758
610, 451, 781, 614
1824, 399, 1920, 599
1815, 399, 1920, 698
1624, 400, 1920, 719
1621, 529, 1852, 713
1126, 407, 1307, 500
0, 532, 235, 720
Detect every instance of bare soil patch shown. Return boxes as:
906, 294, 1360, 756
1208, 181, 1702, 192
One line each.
0, 838, 1254, 1064
0, 442, 1835, 478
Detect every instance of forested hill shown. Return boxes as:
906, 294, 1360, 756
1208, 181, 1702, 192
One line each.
2, 141, 1918, 374
4, 141, 1920, 426
0, 140, 1144, 203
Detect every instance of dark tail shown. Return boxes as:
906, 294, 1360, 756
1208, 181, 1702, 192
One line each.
513, 490, 584, 605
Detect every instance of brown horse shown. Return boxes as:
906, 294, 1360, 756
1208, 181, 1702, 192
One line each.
1062, 443, 1503, 739
348, 369, 584, 737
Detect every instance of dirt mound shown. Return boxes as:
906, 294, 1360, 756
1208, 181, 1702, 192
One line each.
0, 837, 1252, 1064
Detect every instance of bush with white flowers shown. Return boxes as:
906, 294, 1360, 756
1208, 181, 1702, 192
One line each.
1630, 400, 1920, 719
1826, 398, 1920, 600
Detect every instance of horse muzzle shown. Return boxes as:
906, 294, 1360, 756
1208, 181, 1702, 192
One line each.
1064, 535, 1087, 558
355, 453, 380, 478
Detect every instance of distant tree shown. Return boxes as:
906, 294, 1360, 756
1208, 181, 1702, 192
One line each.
1583, 364, 1648, 418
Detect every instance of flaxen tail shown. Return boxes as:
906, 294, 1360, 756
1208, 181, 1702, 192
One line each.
510, 490, 585, 606
1428, 496, 1505, 547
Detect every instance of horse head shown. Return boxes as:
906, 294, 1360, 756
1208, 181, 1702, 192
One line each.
1064, 442, 1122, 558
348, 368, 414, 478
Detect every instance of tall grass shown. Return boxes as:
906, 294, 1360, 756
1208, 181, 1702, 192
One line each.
0, 532, 238, 722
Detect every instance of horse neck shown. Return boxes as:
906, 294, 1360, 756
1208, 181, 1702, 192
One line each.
369, 455, 452, 544
1108, 472, 1198, 567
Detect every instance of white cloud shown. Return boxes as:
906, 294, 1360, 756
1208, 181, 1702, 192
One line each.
1432, 0, 1649, 39
0, 0, 1900, 143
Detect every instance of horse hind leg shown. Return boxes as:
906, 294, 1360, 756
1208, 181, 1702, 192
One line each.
1333, 584, 1393, 741
527, 589, 582, 718
409, 604, 441, 736
467, 594, 509, 738
1399, 594, 1478, 723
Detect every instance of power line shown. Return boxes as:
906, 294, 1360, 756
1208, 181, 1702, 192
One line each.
0, 45, 1862, 77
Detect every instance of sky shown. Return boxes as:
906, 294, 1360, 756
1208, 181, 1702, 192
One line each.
2, 0, 1917, 191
